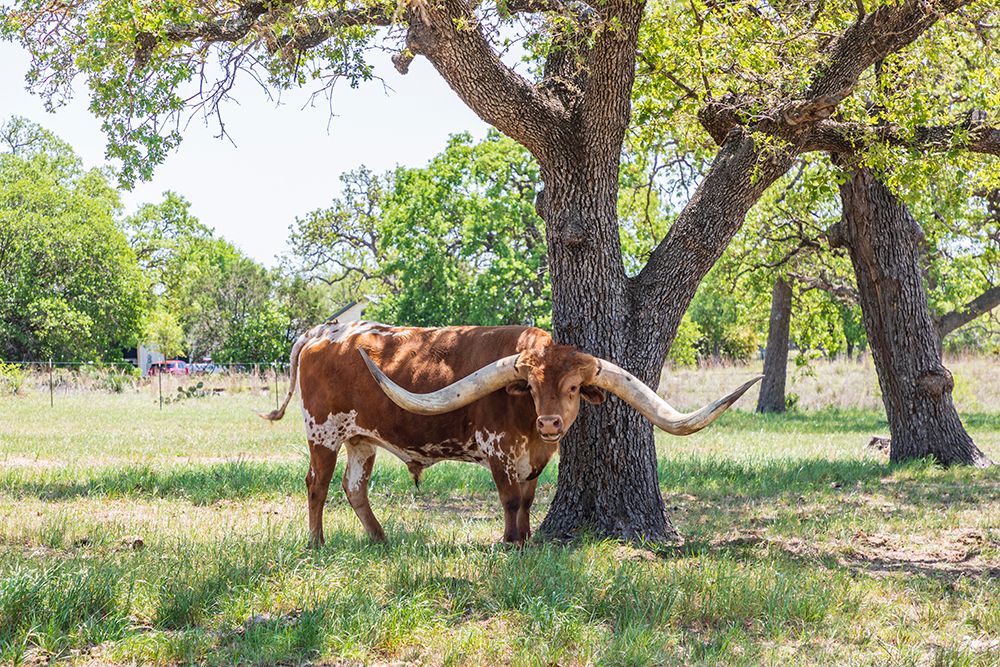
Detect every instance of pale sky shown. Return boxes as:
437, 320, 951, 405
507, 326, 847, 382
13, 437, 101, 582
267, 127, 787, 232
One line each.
0, 41, 489, 266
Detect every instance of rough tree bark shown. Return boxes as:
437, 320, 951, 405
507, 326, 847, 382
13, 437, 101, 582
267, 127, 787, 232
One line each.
757, 277, 793, 413
830, 168, 993, 467
537, 128, 795, 541
531, 1, 679, 541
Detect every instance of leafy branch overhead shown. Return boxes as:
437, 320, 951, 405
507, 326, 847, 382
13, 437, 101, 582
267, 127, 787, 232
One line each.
5, 0, 991, 181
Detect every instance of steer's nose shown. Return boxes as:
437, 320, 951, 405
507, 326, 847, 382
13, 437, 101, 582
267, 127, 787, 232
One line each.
536, 415, 563, 439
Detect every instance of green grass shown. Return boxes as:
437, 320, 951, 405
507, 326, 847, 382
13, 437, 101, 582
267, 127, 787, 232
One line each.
1, 390, 999, 666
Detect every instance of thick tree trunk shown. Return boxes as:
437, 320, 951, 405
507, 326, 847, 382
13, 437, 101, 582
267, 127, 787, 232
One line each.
831, 168, 992, 467
757, 277, 792, 413
534, 131, 796, 542
536, 156, 677, 542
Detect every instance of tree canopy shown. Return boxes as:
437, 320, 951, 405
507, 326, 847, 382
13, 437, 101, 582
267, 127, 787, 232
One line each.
289, 131, 550, 328
124, 192, 332, 362
0, 117, 146, 361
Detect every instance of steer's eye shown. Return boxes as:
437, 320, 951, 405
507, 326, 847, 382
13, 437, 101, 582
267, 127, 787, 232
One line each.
570, 385, 578, 393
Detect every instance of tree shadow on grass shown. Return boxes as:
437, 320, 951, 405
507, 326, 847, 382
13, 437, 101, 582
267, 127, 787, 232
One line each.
658, 453, 999, 506
0, 461, 302, 504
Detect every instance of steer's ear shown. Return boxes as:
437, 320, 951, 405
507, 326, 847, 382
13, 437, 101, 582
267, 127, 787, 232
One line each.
505, 380, 531, 396
581, 386, 607, 404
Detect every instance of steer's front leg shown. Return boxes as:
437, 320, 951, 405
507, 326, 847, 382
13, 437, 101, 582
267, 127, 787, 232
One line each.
490, 464, 524, 545
516, 478, 538, 541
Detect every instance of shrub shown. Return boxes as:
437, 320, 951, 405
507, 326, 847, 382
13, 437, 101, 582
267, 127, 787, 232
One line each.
0, 360, 25, 395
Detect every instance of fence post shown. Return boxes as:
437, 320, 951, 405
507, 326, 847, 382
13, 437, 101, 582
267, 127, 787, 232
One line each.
48, 358, 53, 407
158, 368, 163, 410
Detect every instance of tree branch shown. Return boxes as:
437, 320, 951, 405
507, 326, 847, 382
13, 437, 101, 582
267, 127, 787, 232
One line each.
788, 271, 860, 305
698, 0, 975, 146
272, 7, 395, 53
141, 0, 572, 160
578, 0, 645, 158
400, 0, 574, 162
936, 285, 1000, 339
804, 117, 1000, 157
803, 0, 972, 102
629, 128, 796, 352
159, 2, 273, 43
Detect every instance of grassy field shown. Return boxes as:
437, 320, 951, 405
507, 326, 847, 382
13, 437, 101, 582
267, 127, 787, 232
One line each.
1, 362, 999, 666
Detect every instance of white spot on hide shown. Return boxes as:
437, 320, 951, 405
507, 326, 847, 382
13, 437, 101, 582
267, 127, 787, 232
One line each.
476, 429, 526, 483
344, 440, 376, 493
302, 409, 380, 453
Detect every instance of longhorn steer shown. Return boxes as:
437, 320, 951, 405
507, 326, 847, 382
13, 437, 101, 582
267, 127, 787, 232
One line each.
263, 320, 761, 545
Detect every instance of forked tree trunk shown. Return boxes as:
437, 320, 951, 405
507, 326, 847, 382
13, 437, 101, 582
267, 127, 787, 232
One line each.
831, 168, 992, 467
535, 130, 795, 542
535, 158, 676, 542
757, 277, 792, 413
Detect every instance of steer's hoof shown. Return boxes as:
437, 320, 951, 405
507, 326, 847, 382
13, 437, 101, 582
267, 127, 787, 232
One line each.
494, 536, 527, 550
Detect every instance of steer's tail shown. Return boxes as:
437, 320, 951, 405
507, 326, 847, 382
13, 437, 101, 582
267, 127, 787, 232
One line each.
259, 333, 308, 422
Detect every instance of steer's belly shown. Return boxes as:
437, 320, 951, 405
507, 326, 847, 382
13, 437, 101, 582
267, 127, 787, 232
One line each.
302, 407, 541, 482
375, 437, 487, 467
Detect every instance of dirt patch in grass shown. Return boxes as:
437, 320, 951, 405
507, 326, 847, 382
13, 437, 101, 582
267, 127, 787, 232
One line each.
410, 496, 493, 520
0, 456, 63, 468
613, 544, 659, 562
698, 524, 1000, 581
837, 528, 1000, 579
706, 529, 821, 560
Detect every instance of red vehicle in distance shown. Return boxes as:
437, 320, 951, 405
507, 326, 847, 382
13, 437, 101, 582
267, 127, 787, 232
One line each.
148, 360, 190, 376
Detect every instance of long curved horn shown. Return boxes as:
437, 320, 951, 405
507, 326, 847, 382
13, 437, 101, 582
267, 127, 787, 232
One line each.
590, 359, 763, 435
359, 349, 522, 415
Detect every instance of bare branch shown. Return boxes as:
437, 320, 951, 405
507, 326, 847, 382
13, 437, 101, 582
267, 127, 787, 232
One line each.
936, 285, 1000, 339
805, 117, 1000, 157
399, 0, 574, 161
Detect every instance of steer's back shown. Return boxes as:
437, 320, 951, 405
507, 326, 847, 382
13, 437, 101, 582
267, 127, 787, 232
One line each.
295, 320, 548, 463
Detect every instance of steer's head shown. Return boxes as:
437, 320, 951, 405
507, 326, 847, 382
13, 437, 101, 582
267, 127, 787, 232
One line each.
504, 345, 606, 442
359, 336, 763, 440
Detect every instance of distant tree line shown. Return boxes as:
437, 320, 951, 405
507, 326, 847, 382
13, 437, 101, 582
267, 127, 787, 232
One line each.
4, 119, 995, 367
0, 117, 329, 363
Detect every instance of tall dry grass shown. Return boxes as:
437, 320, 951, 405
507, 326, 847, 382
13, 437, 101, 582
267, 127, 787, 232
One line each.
660, 354, 1000, 413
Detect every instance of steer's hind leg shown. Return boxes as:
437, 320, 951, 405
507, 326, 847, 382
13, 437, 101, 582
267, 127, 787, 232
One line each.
306, 440, 341, 548
342, 438, 386, 543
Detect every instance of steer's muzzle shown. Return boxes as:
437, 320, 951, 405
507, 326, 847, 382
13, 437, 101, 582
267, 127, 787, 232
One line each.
536, 415, 563, 441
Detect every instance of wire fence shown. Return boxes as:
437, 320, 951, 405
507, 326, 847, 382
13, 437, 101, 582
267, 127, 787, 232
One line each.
0, 360, 292, 410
